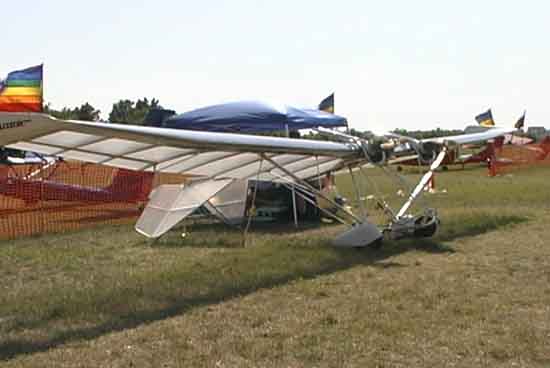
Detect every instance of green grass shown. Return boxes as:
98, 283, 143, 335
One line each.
1, 165, 549, 367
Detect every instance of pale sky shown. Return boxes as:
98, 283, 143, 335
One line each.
2, 0, 549, 133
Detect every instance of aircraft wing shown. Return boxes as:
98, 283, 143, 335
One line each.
421, 127, 514, 146
0, 112, 362, 182
0, 112, 370, 238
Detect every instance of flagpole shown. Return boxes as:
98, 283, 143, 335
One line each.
40, 63, 44, 112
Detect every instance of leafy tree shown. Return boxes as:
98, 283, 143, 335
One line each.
349, 128, 374, 139
75, 103, 101, 121
43, 102, 100, 121
108, 98, 161, 125
391, 127, 464, 139
107, 99, 133, 124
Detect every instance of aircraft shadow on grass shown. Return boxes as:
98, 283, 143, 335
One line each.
0, 213, 528, 361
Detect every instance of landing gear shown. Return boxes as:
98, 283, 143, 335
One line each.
384, 209, 440, 241
413, 213, 439, 238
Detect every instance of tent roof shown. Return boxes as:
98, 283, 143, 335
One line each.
162, 100, 347, 133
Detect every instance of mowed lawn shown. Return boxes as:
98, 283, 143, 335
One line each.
0, 166, 549, 367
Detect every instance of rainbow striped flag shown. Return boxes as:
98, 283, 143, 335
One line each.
0, 64, 43, 112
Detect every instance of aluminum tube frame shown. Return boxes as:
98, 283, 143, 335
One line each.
261, 154, 362, 225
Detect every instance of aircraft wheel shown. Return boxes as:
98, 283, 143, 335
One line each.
413, 216, 439, 238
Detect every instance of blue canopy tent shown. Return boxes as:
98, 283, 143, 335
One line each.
143, 100, 348, 227
159, 100, 347, 133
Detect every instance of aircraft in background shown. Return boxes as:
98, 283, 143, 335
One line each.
0, 163, 153, 204
524, 136, 550, 161
386, 111, 528, 169
1, 149, 152, 204
387, 135, 505, 169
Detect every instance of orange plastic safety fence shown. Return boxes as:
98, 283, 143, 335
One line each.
493, 138, 550, 175
0, 161, 186, 240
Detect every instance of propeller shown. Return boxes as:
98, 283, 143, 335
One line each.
385, 132, 441, 164
314, 127, 393, 165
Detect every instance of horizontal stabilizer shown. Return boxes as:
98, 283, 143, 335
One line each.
135, 179, 233, 238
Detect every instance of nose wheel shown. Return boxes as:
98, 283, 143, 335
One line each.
384, 209, 440, 241
413, 213, 439, 238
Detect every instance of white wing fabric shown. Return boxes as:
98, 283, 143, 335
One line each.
0, 112, 368, 238
0, 112, 361, 182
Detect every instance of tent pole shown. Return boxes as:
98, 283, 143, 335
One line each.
285, 124, 298, 228
292, 185, 298, 228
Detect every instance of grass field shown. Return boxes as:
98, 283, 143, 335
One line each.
1, 166, 549, 367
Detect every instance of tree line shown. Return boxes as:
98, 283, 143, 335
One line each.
42, 99, 473, 140
43, 97, 161, 125
391, 128, 464, 139
1, 99, 164, 161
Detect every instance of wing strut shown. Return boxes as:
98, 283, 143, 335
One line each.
396, 147, 447, 219
242, 157, 263, 247
261, 154, 362, 225
276, 177, 352, 227
349, 166, 367, 219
